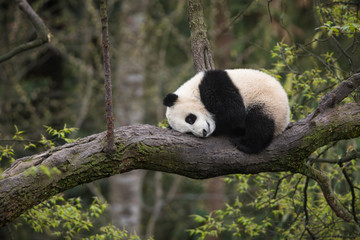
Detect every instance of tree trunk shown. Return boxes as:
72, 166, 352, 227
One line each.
109, 0, 148, 234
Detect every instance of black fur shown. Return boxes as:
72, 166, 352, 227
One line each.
185, 113, 197, 125
230, 105, 274, 154
163, 93, 178, 107
199, 70, 275, 154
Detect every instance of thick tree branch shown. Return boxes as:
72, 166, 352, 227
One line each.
1, 101, 360, 227
0, 0, 51, 63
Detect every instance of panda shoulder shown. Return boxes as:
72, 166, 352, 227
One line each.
175, 71, 205, 97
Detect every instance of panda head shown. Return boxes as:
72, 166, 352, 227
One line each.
163, 93, 215, 138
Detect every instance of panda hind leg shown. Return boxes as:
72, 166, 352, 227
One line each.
231, 105, 275, 154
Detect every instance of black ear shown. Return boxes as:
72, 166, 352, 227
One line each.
163, 93, 178, 107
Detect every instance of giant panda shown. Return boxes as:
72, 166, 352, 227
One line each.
163, 69, 290, 154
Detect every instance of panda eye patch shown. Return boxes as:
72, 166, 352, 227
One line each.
185, 113, 197, 125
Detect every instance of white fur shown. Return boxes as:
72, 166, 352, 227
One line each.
225, 69, 290, 136
165, 96, 215, 137
165, 68, 290, 137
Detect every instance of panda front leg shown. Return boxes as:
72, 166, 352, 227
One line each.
231, 105, 275, 154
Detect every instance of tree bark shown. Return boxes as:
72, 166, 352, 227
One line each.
188, 0, 215, 72
1, 98, 360, 227
99, 0, 115, 153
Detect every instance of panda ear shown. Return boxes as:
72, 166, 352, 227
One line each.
163, 93, 178, 107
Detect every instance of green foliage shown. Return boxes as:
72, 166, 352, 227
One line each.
38, 124, 78, 149
317, 4, 360, 38
17, 194, 145, 240
0, 144, 15, 164
190, 197, 271, 239
85, 225, 146, 240
157, 118, 169, 129
0, 126, 24, 165
0, 125, 77, 175
269, 42, 341, 120
190, 167, 360, 239
43, 124, 79, 146
19, 195, 94, 238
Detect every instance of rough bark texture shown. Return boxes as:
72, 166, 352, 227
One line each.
99, 0, 115, 153
1, 98, 360, 227
188, 0, 215, 71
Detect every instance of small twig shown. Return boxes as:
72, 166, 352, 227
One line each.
297, 43, 337, 77
339, 163, 359, 223
330, 36, 355, 73
299, 164, 353, 222
309, 152, 360, 164
303, 177, 316, 239
99, 0, 115, 153
0, 0, 51, 63
304, 177, 310, 225
272, 173, 293, 199
267, 0, 273, 23
218, 0, 253, 35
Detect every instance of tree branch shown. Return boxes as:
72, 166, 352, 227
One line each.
0, 0, 51, 63
188, 0, 215, 72
1, 100, 360, 227
308, 72, 360, 119
339, 163, 359, 223
298, 164, 354, 222
99, 0, 115, 152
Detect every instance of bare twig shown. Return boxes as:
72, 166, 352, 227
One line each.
99, 0, 115, 153
309, 151, 360, 164
218, 0, 253, 35
299, 164, 353, 222
267, 0, 273, 23
297, 43, 337, 77
303, 177, 316, 239
339, 163, 359, 224
272, 173, 293, 199
0, 0, 51, 63
331, 36, 355, 73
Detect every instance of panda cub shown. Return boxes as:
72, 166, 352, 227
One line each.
163, 69, 290, 154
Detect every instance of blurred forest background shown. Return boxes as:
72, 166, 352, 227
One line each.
1, 0, 360, 239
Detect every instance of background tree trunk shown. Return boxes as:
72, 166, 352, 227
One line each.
109, 0, 148, 234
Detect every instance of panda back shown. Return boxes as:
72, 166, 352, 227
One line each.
225, 69, 290, 136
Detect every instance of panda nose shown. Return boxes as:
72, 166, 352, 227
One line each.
202, 129, 207, 137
